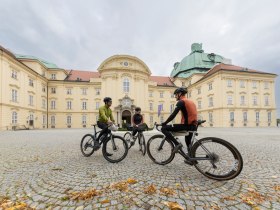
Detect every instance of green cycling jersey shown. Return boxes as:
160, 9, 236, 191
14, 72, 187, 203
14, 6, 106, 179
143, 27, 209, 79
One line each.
98, 105, 115, 123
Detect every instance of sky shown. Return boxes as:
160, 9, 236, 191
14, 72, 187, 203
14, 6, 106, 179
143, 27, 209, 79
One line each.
0, 0, 279, 117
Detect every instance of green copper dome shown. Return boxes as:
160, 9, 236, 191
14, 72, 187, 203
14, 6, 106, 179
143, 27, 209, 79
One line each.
15, 54, 60, 69
171, 43, 230, 78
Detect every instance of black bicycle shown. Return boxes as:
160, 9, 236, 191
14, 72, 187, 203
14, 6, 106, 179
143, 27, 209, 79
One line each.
123, 124, 146, 155
80, 124, 128, 163
147, 120, 243, 181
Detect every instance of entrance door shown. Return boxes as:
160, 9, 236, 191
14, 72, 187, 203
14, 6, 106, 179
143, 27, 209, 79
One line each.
122, 110, 131, 128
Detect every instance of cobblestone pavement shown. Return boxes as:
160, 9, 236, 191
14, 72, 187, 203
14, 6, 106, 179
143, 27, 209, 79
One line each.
0, 127, 280, 210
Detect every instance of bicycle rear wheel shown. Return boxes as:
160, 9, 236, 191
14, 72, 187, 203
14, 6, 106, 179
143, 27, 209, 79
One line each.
80, 134, 95, 157
102, 136, 128, 163
147, 135, 175, 165
191, 137, 243, 181
138, 133, 146, 156
124, 132, 133, 149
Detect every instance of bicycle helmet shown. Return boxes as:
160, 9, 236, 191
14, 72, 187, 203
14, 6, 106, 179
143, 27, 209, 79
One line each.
135, 107, 141, 112
174, 87, 188, 95
103, 97, 112, 103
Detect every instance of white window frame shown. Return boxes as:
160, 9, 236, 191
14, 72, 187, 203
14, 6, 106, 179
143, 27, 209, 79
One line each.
227, 96, 233, 105
42, 99, 46, 109
252, 81, 257, 88
160, 92, 164, 98
149, 91, 153, 97
11, 70, 18, 79
243, 112, 247, 122
12, 111, 17, 124
67, 101, 72, 110
208, 83, 212, 90
198, 101, 201, 109
208, 97, 213, 107
82, 88, 88, 95
82, 115, 87, 124
51, 74, 56, 80
240, 95, 245, 105
51, 100, 56, 109
123, 78, 130, 92
264, 81, 269, 89
240, 80, 245, 88
66, 88, 72, 95
227, 80, 232, 87
149, 103, 153, 111
51, 87, 56, 94
29, 95, 33, 106
264, 95, 269, 106
96, 102, 100, 110
253, 96, 258, 105
67, 116, 72, 124
256, 112, 260, 122
29, 78, 34, 87
51, 116, 55, 124
268, 112, 271, 122
230, 112, 234, 122
209, 112, 213, 123
12, 89, 18, 102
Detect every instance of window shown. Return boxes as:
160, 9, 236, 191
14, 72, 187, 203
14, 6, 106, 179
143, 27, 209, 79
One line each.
51, 87, 56, 94
82, 115, 87, 124
12, 111, 17, 124
149, 91, 153, 97
12, 89, 18, 102
149, 115, 153, 126
123, 78, 129, 92
67, 101, 72, 110
197, 88, 201, 95
243, 112, 247, 122
160, 92, 164, 98
29, 79, 34, 87
230, 112, 234, 122
82, 101, 87, 110
264, 81, 269, 89
188, 91, 192, 98
51, 74, 56, 80
209, 112, 213, 123
264, 96, 269, 106
96, 102, 100, 110
198, 101, 201, 109
268, 112, 271, 122
67, 116, 72, 124
42, 99, 46, 109
170, 104, 174, 113
51, 100, 56, 109
66, 88, 72, 95
95, 88, 100, 95
252, 81, 257, 88
227, 96, 233, 105
29, 95, 33, 106
42, 86, 46, 92
208, 83, 212, 90
149, 103, 153, 111
253, 96, 258, 105
240, 96, 245, 105
42, 115, 46, 125
256, 112, 260, 122
208, 97, 213, 107
240, 80, 245, 88
11, 70, 17, 79
227, 80, 232, 87
82, 88, 87, 95
51, 116, 55, 124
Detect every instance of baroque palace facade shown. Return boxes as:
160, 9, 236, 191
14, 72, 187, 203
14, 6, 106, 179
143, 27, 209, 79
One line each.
0, 43, 277, 130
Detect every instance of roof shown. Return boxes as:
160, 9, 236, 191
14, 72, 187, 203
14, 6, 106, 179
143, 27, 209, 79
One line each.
14, 54, 60, 69
170, 43, 228, 78
65, 70, 100, 81
197, 63, 277, 83
150, 76, 175, 86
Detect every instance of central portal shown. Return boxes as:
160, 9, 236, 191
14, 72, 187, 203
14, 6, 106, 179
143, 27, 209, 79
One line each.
122, 110, 131, 127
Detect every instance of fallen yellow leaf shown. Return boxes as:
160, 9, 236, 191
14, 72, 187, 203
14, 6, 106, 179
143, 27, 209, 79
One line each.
163, 201, 184, 210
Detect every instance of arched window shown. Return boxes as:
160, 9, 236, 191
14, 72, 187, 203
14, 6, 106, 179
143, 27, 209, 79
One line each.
123, 78, 130, 92
12, 111, 17, 124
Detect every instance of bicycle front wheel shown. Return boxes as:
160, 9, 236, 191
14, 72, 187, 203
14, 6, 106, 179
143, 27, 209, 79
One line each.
80, 134, 95, 157
191, 137, 243, 181
102, 136, 128, 163
138, 133, 146, 156
147, 135, 175, 165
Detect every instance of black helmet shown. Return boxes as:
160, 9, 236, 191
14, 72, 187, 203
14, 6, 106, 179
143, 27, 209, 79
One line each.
135, 107, 141, 111
103, 97, 112, 103
174, 87, 187, 95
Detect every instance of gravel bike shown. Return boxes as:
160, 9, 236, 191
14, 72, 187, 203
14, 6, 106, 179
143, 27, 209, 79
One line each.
80, 124, 128, 163
147, 120, 243, 180
123, 124, 147, 155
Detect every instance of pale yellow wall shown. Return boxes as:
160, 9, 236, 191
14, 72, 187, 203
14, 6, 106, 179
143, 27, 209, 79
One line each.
0, 50, 277, 130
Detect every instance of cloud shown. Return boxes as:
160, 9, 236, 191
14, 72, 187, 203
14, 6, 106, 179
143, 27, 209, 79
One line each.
0, 0, 279, 116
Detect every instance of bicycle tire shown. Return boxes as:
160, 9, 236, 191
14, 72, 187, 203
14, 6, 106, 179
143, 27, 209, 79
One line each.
147, 134, 175, 165
139, 133, 146, 156
80, 134, 95, 157
191, 137, 243, 181
102, 135, 128, 163
124, 132, 133, 149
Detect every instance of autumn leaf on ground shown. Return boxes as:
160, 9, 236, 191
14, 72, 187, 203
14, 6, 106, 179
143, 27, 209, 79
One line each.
111, 181, 129, 192
143, 184, 157, 195
273, 185, 280, 191
221, 195, 236, 202
241, 189, 269, 207
127, 178, 137, 184
100, 199, 110, 204
162, 201, 184, 210
160, 187, 176, 196
209, 204, 221, 210
68, 188, 101, 200
51, 167, 63, 171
